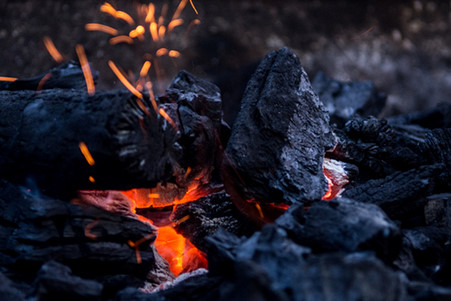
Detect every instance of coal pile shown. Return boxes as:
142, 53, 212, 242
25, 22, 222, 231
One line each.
0, 48, 450, 300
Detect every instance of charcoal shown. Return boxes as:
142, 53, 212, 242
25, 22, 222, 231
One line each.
279, 198, 402, 261
312, 71, 386, 127
343, 164, 447, 222
424, 193, 451, 228
171, 191, 257, 252
388, 102, 451, 129
0, 61, 97, 91
222, 47, 335, 224
407, 281, 451, 301
0, 180, 158, 282
32, 261, 103, 301
0, 272, 26, 301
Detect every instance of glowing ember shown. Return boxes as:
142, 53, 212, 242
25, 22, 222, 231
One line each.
43, 36, 64, 63
78, 142, 95, 166
75, 44, 95, 95
154, 226, 207, 276
322, 175, 334, 200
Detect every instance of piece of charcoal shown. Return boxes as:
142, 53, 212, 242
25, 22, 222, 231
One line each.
222, 47, 336, 224
0, 272, 26, 301
424, 193, 451, 228
0, 61, 98, 91
388, 102, 451, 129
0, 180, 158, 282
278, 198, 402, 261
170, 191, 257, 252
32, 261, 103, 301
343, 164, 448, 222
407, 281, 451, 301
312, 71, 387, 127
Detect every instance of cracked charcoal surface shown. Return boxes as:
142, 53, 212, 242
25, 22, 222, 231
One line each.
222, 47, 335, 223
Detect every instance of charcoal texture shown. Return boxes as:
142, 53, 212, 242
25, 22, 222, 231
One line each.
313, 71, 386, 126
222, 47, 335, 223
171, 192, 257, 252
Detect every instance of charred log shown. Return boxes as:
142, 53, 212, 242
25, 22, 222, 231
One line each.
222, 47, 336, 224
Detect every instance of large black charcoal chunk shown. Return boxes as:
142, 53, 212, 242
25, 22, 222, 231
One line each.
313, 72, 386, 126
278, 199, 402, 261
222, 47, 335, 223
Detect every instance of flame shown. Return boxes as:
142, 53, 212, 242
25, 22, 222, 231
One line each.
78, 141, 95, 166
85, 23, 118, 36
43, 36, 64, 63
154, 226, 207, 276
75, 44, 95, 95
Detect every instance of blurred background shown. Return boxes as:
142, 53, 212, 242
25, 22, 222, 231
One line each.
1, 0, 450, 124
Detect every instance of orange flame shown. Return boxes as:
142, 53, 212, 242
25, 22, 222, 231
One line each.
108, 60, 143, 99
43, 36, 64, 63
75, 44, 95, 96
78, 141, 95, 166
154, 226, 207, 276
85, 23, 118, 35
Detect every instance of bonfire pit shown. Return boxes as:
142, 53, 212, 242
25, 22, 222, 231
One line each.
1, 1, 451, 300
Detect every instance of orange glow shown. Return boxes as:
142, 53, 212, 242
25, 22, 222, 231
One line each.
0, 76, 17, 82
156, 48, 168, 56
322, 176, 334, 200
158, 25, 166, 40
169, 50, 181, 58
89, 176, 96, 183
145, 3, 155, 23
43, 36, 64, 63
145, 81, 159, 113
129, 25, 145, 38
154, 226, 207, 276
172, 0, 188, 21
36, 73, 52, 92
108, 60, 143, 99
159, 108, 178, 131
136, 98, 151, 116
78, 141, 95, 166
100, 2, 135, 25
139, 61, 151, 77
168, 19, 184, 32
255, 203, 264, 219
85, 23, 118, 35
109, 35, 134, 45
75, 44, 95, 96
150, 22, 159, 42
128, 233, 155, 264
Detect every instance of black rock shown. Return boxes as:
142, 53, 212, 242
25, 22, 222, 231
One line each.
313, 71, 386, 127
222, 47, 335, 224
0, 272, 26, 301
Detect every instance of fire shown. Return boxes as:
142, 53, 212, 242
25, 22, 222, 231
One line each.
154, 226, 207, 276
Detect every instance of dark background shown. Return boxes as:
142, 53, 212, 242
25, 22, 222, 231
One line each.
1, 0, 450, 123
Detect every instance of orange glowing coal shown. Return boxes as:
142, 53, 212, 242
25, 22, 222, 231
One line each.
154, 226, 207, 276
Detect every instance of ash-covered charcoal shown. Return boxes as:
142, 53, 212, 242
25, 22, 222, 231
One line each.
222, 47, 336, 224
343, 164, 448, 223
278, 198, 402, 262
0, 88, 179, 199
0, 60, 98, 91
32, 261, 103, 301
424, 193, 451, 228
170, 191, 257, 252
0, 272, 26, 301
0, 180, 160, 284
312, 71, 386, 127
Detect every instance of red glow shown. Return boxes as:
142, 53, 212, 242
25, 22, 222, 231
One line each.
154, 226, 207, 276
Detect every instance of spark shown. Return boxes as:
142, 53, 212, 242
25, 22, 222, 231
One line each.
127, 233, 155, 264
184, 19, 201, 38
172, 215, 190, 226
108, 60, 143, 99
156, 48, 168, 56
89, 176, 96, 183
85, 23, 118, 36
84, 219, 100, 240
36, 73, 52, 92
255, 203, 264, 219
158, 25, 166, 40
136, 98, 151, 116
168, 19, 184, 32
109, 35, 134, 45
129, 25, 145, 38
145, 3, 155, 22
75, 44, 95, 95
189, 0, 198, 14
168, 50, 181, 58
183, 167, 192, 179
150, 22, 159, 42
0, 76, 17, 82
148, 193, 160, 198
145, 81, 159, 113
79, 141, 96, 166
139, 61, 151, 77
100, 2, 135, 25
159, 108, 178, 131
43, 36, 64, 63
172, 0, 188, 21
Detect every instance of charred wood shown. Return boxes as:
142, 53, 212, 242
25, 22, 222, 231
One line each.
222, 47, 336, 224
